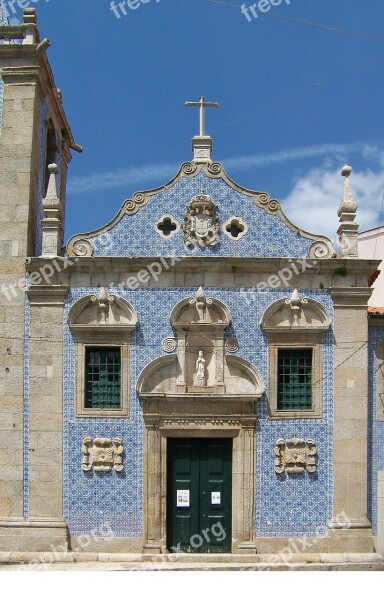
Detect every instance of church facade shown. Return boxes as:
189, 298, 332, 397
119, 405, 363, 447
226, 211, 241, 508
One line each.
0, 9, 383, 563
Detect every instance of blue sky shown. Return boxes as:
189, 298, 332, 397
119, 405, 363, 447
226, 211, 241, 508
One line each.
7, 0, 384, 244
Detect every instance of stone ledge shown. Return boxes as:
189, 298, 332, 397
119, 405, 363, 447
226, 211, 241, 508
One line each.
0, 551, 382, 566
2, 562, 384, 571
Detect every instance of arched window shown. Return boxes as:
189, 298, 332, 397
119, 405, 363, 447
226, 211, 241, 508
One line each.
44, 120, 58, 197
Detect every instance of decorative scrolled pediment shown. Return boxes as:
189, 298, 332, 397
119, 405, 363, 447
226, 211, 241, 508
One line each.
171, 286, 231, 330
68, 288, 138, 334
137, 354, 264, 398
260, 290, 331, 333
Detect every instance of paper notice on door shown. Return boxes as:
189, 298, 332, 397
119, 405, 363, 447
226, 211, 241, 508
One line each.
211, 492, 221, 505
177, 490, 190, 507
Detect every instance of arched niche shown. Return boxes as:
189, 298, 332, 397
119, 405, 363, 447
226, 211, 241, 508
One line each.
170, 287, 232, 394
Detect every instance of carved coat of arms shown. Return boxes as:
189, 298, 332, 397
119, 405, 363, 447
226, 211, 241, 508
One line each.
183, 191, 219, 249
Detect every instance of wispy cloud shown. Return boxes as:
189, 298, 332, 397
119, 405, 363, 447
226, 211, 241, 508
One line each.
67, 142, 366, 196
222, 143, 364, 171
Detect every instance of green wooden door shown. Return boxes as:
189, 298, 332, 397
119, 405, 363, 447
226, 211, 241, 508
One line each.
167, 438, 232, 553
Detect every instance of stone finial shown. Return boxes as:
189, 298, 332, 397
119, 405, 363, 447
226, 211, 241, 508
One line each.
284, 289, 308, 325
189, 286, 212, 322
337, 165, 359, 257
41, 164, 62, 257
23, 8, 37, 24
91, 288, 116, 324
285, 289, 308, 310
23, 8, 38, 45
43, 164, 59, 208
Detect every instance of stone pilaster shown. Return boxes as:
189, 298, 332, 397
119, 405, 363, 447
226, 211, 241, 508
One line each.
329, 287, 374, 551
0, 56, 42, 532
143, 423, 163, 554
24, 285, 69, 548
234, 426, 257, 553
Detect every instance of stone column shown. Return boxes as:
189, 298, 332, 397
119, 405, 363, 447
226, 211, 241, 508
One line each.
24, 285, 69, 550
329, 287, 374, 552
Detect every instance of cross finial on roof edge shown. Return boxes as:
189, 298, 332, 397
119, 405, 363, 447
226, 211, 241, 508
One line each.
185, 96, 219, 163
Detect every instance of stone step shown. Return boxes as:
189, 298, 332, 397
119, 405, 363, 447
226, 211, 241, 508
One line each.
2, 560, 384, 572
0, 551, 383, 568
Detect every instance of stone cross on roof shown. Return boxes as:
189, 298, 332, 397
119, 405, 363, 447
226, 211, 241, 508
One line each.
185, 96, 219, 137
185, 96, 219, 163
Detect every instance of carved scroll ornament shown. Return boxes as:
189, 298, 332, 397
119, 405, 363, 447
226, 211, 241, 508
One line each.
274, 438, 317, 474
82, 437, 124, 472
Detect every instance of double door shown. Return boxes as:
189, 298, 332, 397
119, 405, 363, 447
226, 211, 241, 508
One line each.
166, 438, 232, 553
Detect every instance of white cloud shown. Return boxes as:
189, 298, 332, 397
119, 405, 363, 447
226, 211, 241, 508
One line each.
281, 166, 384, 242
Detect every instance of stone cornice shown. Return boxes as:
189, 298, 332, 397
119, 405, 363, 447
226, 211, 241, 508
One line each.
27, 285, 69, 306
141, 393, 261, 403
25, 256, 381, 277
0, 51, 79, 156
330, 286, 374, 307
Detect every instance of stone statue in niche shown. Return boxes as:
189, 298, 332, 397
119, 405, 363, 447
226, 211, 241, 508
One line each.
183, 190, 219, 249
194, 350, 206, 386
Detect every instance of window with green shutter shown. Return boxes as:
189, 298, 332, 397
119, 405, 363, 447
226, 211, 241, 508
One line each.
85, 347, 121, 409
277, 348, 312, 411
